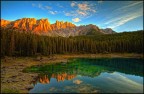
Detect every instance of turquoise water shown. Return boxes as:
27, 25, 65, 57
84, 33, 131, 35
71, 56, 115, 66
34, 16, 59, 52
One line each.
27, 58, 143, 93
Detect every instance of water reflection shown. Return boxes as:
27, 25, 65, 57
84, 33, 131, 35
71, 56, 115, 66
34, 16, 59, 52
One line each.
26, 58, 143, 93
39, 75, 49, 84
32, 73, 76, 86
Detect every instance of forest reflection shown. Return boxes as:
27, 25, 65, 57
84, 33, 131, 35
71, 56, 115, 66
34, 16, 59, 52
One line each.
27, 58, 143, 85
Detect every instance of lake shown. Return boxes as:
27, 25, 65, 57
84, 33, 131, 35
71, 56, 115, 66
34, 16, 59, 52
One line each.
25, 58, 143, 93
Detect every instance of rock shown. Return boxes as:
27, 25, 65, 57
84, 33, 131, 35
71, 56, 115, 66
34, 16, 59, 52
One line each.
19, 77, 25, 81
51, 20, 75, 31
101, 28, 116, 34
1, 18, 116, 37
0, 19, 10, 27
18, 64, 24, 66
2, 80, 7, 83
2, 66, 6, 69
7, 80, 11, 83
11, 75, 17, 78
25, 85, 33, 90
8, 67, 14, 69
11, 79, 19, 82
17, 73, 22, 76
20, 88, 26, 90
1, 18, 76, 34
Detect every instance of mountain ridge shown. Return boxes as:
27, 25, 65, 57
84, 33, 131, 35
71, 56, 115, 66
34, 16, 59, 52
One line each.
0, 18, 116, 37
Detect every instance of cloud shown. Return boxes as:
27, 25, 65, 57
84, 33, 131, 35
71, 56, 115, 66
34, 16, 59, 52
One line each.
65, 11, 77, 16
98, 0, 103, 4
58, 5, 63, 8
56, 3, 64, 8
108, 12, 143, 29
116, 1, 143, 11
107, 72, 143, 91
71, 2, 76, 7
77, 3, 96, 13
45, 6, 52, 10
72, 18, 81, 22
49, 11, 57, 15
65, 2, 96, 19
32, 3, 36, 7
38, 4, 45, 10
32, 3, 52, 10
77, 10, 88, 16
32, 3, 59, 15
108, 1, 143, 17
32, 2, 96, 21
78, 4, 90, 11
103, 1, 143, 29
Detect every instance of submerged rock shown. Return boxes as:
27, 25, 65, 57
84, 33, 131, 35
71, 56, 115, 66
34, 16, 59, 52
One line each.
73, 80, 83, 84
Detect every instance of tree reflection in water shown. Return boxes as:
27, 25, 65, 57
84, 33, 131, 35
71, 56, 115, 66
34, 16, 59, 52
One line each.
26, 58, 143, 93
26, 58, 143, 86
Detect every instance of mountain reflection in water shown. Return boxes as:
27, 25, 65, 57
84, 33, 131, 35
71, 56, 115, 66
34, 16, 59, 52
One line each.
33, 73, 76, 85
25, 58, 143, 93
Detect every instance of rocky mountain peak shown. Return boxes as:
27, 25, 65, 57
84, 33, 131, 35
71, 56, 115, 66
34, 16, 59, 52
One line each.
0, 19, 11, 27
101, 28, 116, 34
1, 18, 116, 36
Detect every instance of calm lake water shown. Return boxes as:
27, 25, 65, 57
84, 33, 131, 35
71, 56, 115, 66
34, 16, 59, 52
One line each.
27, 58, 143, 93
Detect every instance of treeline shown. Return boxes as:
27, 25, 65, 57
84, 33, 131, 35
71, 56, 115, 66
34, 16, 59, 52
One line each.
1, 28, 143, 57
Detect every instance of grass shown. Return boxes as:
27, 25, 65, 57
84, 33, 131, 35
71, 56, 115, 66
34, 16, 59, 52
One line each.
1, 89, 20, 93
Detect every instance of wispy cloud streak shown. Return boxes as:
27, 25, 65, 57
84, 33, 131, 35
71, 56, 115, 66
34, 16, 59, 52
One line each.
104, 1, 143, 29
115, 1, 143, 11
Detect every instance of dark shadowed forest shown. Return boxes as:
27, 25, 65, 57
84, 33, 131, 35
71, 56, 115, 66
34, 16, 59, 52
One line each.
1, 28, 143, 57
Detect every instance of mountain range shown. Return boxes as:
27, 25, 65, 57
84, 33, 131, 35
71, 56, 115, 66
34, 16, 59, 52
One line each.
0, 18, 116, 37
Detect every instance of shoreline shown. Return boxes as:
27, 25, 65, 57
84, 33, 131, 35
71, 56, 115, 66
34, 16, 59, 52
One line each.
1, 53, 143, 93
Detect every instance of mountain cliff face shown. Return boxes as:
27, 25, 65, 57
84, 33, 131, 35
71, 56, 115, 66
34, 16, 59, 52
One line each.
1, 18, 115, 36
101, 28, 116, 34
0, 19, 11, 27
33, 19, 52, 33
1, 18, 75, 33
51, 20, 75, 31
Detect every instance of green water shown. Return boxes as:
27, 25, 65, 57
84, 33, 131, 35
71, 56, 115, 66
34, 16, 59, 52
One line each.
26, 58, 143, 93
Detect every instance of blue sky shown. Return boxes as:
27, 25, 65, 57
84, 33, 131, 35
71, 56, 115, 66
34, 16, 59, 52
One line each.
1, 1, 143, 32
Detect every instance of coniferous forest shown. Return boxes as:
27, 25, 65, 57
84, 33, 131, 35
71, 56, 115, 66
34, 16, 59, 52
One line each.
1, 28, 143, 57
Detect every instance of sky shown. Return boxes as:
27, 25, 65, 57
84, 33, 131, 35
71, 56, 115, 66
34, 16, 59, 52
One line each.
1, 1, 143, 32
